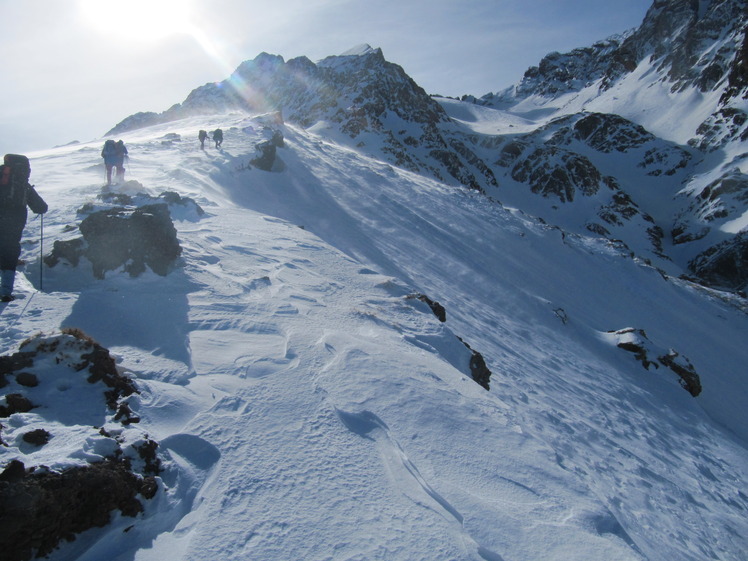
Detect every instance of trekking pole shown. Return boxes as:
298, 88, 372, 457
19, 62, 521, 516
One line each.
39, 213, 44, 291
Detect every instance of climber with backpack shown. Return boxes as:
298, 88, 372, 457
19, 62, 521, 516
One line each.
199, 129, 208, 149
101, 139, 118, 185
213, 128, 223, 149
114, 139, 128, 184
0, 154, 48, 302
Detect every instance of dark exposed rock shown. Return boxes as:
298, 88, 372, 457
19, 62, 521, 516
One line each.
0, 353, 34, 376
22, 429, 50, 447
637, 145, 692, 176
271, 128, 285, 147
671, 223, 711, 245
0, 331, 162, 560
248, 127, 286, 171
46, 204, 182, 279
546, 113, 692, 176
458, 337, 491, 391
133, 439, 162, 476
0, 460, 26, 483
44, 238, 85, 268
572, 113, 655, 152
720, 24, 748, 104
511, 147, 603, 202
14, 373, 38, 388
429, 149, 484, 192
406, 294, 490, 389
449, 138, 498, 191
409, 293, 446, 322
251, 140, 278, 171
496, 140, 527, 167
17, 328, 138, 410
658, 351, 702, 397
610, 327, 702, 397
99, 191, 134, 206
699, 171, 748, 207
79, 340, 138, 409
690, 107, 748, 151
586, 222, 612, 236
0, 394, 34, 417
681, 169, 748, 225
158, 191, 205, 216
688, 232, 748, 291
0, 459, 158, 561
511, 38, 626, 98
83, 204, 181, 278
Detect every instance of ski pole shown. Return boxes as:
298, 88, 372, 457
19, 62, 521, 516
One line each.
39, 213, 44, 291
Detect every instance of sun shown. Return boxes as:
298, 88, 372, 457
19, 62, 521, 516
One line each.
79, 0, 194, 42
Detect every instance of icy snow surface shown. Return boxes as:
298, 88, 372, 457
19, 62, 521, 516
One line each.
2, 113, 747, 561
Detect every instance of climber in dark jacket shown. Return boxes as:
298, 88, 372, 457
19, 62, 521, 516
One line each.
213, 128, 223, 149
0, 154, 48, 301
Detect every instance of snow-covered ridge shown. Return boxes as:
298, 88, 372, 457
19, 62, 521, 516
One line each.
2, 107, 748, 560
2, 2, 743, 558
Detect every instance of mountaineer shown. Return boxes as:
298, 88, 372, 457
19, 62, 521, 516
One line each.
0, 154, 48, 301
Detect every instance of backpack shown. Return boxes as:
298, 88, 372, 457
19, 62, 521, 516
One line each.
0, 154, 31, 209
102, 139, 116, 155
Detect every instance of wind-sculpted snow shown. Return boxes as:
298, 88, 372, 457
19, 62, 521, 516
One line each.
0, 113, 745, 560
0, 2, 740, 558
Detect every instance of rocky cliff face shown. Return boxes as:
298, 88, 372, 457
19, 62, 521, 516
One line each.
108, 46, 496, 193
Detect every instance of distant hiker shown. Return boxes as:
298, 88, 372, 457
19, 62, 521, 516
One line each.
101, 139, 117, 185
0, 154, 48, 302
114, 140, 128, 183
198, 129, 208, 149
213, 128, 223, 149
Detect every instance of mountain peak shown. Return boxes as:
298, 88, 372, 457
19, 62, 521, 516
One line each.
339, 44, 380, 57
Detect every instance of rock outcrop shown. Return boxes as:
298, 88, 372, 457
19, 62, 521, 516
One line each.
608, 327, 703, 396
0, 330, 162, 561
45, 189, 194, 279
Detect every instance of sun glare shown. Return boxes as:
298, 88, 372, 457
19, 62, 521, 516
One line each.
79, 0, 194, 42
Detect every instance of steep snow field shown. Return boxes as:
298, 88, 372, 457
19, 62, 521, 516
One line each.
2, 114, 747, 560
482, 57, 739, 148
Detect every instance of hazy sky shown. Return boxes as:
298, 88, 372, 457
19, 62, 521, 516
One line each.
1, 0, 653, 156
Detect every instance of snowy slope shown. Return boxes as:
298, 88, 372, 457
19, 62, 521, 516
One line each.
459, 0, 748, 293
1, 113, 747, 561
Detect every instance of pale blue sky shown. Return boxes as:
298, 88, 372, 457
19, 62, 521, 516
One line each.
0, 0, 652, 156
